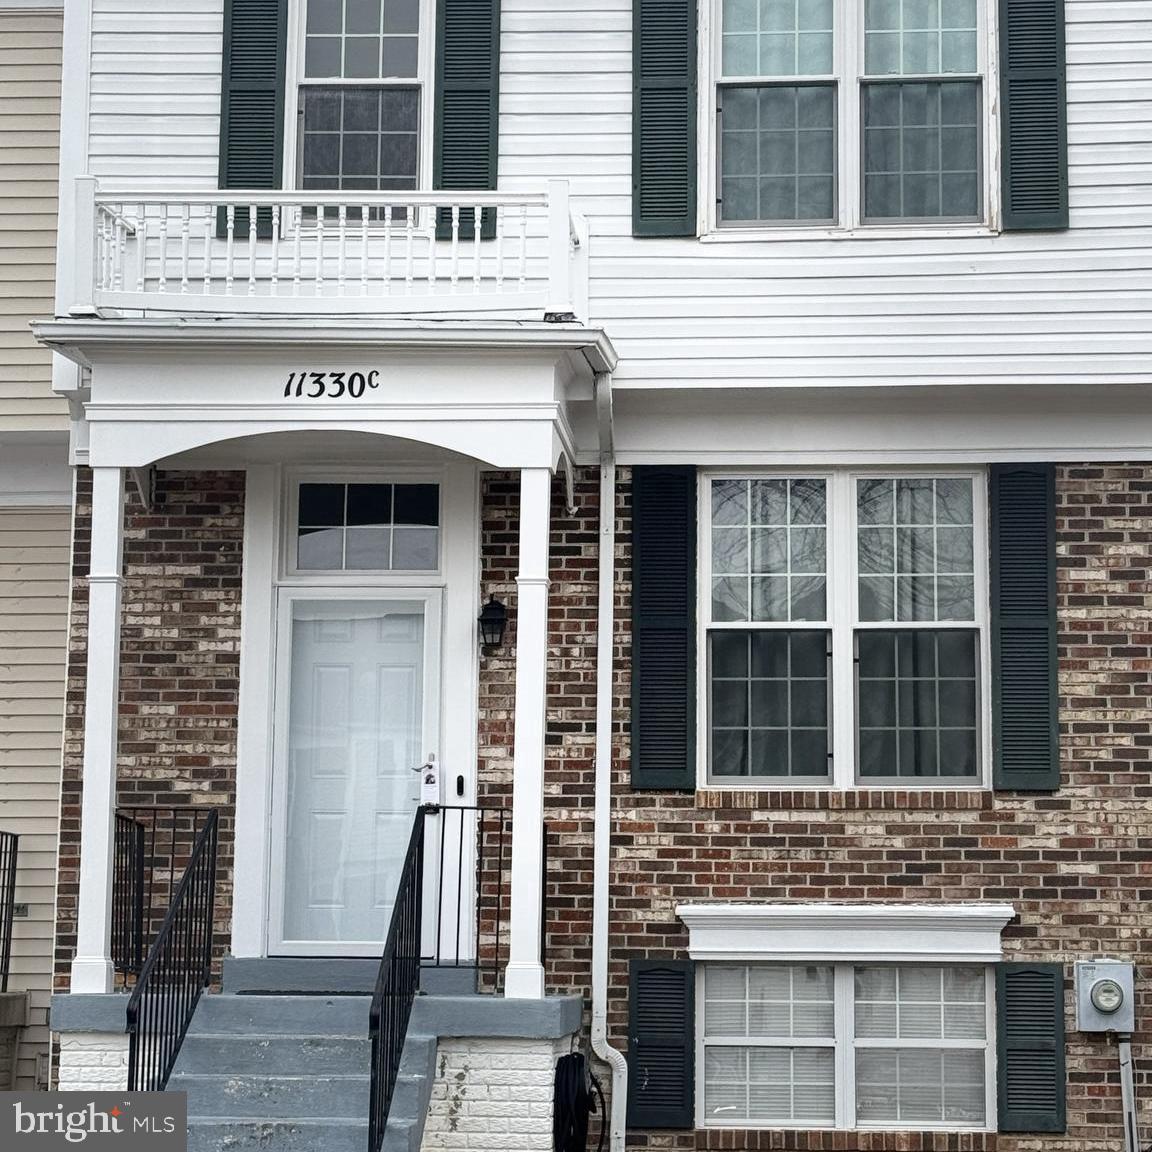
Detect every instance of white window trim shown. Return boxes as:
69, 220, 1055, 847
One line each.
697, 0, 1002, 239
686, 903, 1010, 1133
281, 467, 445, 582
697, 466, 991, 791
283, 0, 437, 196
678, 902, 1015, 963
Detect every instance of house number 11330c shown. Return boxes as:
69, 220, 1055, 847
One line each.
284, 371, 381, 399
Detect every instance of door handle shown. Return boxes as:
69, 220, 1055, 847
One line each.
456, 775, 465, 798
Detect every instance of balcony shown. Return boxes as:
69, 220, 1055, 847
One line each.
72, 178, 586, 321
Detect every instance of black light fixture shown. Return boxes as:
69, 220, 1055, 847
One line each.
478, 595, 508, 648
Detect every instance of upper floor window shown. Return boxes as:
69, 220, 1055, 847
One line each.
704, 470, 987, 786
714, 0, 987, 230
293, 0, 430, 195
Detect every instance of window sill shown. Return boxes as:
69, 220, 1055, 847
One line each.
694, 1129, 999, 1150
698, 224, 998, 243
695, 788, 993, 810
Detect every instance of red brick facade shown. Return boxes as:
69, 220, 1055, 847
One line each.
476, 463, 1152, 1152
54, 461, 1149, 1149
55, 470, 244, 987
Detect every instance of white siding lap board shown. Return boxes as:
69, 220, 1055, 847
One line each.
82, 0, 1152, 388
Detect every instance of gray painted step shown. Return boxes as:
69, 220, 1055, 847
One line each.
176, 1034, 370, 1076
222, 958, 380, 995
188, 995, 370, 1036
381, 1033, 437, 1152
221, 956, 478, 997
186, 1118, 367, 1152
172, 1072, 368, 1118
381, 1116, 419, 1152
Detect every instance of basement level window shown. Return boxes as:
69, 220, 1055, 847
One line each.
296, 481, 440, 571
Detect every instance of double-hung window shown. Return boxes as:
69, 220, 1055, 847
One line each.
704, 471, 986, 786
700, 963, 994, 1130
713, 0, 988, 229
293, 0, 429, 196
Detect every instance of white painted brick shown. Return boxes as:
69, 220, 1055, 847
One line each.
57, 1033, 129, 1092
420, 1035, 570, 1152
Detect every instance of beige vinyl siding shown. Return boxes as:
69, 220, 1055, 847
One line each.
0, 9, 65, 432
0, 506, 70, 1090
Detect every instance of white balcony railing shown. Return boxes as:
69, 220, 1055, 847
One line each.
73, 178, 586, 319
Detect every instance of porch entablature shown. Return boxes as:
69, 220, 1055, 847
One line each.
71, 179, 587, 324
33, 318, 615, 471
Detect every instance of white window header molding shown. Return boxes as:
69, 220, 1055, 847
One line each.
678, 903, 1016, 963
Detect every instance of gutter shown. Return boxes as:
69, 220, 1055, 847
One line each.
590, 372, 627, 1150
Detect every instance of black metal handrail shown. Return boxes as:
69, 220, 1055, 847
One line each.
0, 832, 17, 993
422, 805, 513, 992
112, 814, 145, 976
125, 809, 218, 1091
368, 805, 427, 1152
113, 805, 212, 986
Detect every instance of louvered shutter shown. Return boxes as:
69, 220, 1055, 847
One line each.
627, 960, 695, 1129
997, 963, 1067, 1132
434, 0, 500, 240
631, 467, 696, 790
632, 0, 697, 237
999, 0, 1069, 229
991, 464, 1059, 791
218, 0, 287, 238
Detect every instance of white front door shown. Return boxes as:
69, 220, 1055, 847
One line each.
270, 592, 441, 955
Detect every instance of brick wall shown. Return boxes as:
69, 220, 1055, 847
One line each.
421, 1036, 570, 1151
477, 464, 1152, 1152
55, 470, 244, 988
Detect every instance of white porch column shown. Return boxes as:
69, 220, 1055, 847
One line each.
70, 467, 125, 994
504, 468, 552, 1000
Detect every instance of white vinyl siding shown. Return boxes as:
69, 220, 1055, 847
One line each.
0, 507, 71, 1090
79, 0, 1152, 388
0, 9, 65, 432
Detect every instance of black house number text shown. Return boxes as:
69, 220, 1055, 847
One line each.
284, 371, 381, 399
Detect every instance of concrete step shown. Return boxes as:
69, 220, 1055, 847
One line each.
188, 994, 370, 1037
172, 1072, 369, 1119
186, 1117, 367, 1152
381, 1115, 419, 1152
222, 957, 380, 995
381, 1032, 438, 1152
175, 1033, 370, 1077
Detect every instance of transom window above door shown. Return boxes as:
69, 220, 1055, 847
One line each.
715, 0, 987, 229
295, 0, 428, 195
294, 481, 440, 572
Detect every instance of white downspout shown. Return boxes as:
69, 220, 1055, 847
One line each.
591, 372, 627, 1150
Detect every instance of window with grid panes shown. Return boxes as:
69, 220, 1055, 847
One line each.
704, 472, 984, 785
714, 0, 986, 227
708, 478, 832, 782
700, 963, 993, 1129
296, 0, 424, 196
295, 482, 439, 571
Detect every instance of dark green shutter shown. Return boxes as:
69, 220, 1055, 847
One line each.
999, 0, 1069, 229
991, 464, 1059, 791
633, 0, 697, 237
434, 0, 501, 241
627, 960, 695, 1129
218, 0, 287, 238
997, 963, 1067, 1133
631, 467, 696, 790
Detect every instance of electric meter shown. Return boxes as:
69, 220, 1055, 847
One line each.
1075, 961, 1135, 1033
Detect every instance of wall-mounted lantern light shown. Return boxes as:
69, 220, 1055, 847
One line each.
478, 595, 508, 648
